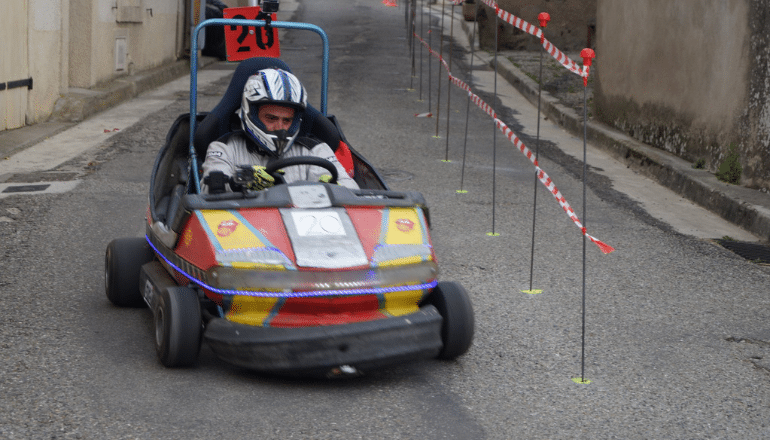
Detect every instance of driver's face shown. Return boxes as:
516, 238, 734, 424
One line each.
258, 104, 295, 132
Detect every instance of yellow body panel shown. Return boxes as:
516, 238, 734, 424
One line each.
201, 210, 265, 249
382, 289, 424, 317
384, 208, 423, 245
200, 210, 285, 270
227, 295, 280, 326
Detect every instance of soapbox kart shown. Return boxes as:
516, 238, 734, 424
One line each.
104, 15, 474, 376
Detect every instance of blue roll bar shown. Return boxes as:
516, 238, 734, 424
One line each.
188, 18, 330, 193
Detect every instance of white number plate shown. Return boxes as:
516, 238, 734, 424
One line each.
291, 210, 346, 237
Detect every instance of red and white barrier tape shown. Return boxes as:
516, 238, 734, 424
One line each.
478, 0, 588, 79
416, 33, 498, 119
382, 0, 397, 7
496, 119, 614, 254
416, 35, 451, 73
412, 31, 614, 254
448, 73, 496, 120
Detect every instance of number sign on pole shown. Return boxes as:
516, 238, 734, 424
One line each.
223, 7, 280, 61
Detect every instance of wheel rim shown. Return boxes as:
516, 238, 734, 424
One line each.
104, 247, 111, 293
155, 306, 165, 347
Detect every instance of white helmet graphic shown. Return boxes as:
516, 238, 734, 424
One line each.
239, 69, 307, 156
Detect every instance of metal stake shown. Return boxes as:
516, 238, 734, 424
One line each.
458, 1, 480, 194
526, 13, 550, 295
443, 3, 456, 161
435, 0, 447, 136
577, 48, 595, 385
488, 6, 499, 236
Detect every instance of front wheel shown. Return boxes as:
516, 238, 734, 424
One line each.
105, 237, 154, 307
426, 282, 475, 360
155, 286, 202, 367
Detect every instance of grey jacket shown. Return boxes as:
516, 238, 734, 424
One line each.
201, 132, 358, 193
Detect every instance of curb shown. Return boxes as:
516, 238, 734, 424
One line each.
50, 59, 195, 123
0, 56, 215, 161
459, 18, 770, 243
1, 0, 302, 158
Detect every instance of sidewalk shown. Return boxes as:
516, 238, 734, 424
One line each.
0, 0, 301, 163
0, 59, 200, 161
451, 10, 770, 243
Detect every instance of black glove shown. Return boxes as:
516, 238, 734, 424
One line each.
204, 171, 229, 194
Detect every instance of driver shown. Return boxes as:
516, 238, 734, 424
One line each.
201, 68, 358, 194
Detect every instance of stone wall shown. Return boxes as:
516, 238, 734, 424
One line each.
475, 0, 597, 52
68, 0, 184, 88
594, 0, 770, 190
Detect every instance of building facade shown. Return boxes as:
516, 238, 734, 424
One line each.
0, 0, 255, 132
594, 0, 769, 190
476, 0, 597, 52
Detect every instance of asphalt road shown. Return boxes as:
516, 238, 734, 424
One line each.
1, 0, 769, 438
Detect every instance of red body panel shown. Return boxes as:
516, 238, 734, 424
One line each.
236, 208, 296, 262
270, 295, 384, 327
345, 207, 384, 259
175, 214, 217, 269
160, 205, 432, 328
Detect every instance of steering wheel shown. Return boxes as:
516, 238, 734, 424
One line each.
265, 156, 338, 185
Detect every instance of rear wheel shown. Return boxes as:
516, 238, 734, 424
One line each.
427, 282, 475, 360
105, 237, 154, 307
155, 286, 202, 367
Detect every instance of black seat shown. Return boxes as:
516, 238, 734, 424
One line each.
193, 57, 291, 159
193, 57, 332, 160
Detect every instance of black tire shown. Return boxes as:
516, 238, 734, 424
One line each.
105, 237, 155, 307
155, 286, 202, 367
427, 282, 475, 360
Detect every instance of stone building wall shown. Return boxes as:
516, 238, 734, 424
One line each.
594, 0, 769, 190
475, 0, 597, 52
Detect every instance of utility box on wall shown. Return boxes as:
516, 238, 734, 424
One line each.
114, 37, 127, 71
116, 0, 144, 23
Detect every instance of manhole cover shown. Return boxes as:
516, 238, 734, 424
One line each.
715, 239, 770, 264
379, 169, 414, 182
2, 184, 51, 193
6, 172, 78, 183
0, 180, 80, 198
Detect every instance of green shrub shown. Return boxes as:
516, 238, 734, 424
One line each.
716, 144, 742, 185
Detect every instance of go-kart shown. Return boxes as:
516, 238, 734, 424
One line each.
104, 11, 474, 376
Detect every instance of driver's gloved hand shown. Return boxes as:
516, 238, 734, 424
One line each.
248, 165, 276, 191
318, 174, 334, 184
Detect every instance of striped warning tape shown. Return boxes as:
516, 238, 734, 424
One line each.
478, 0, 588, 79
416, 35, 499, 121
415, 35, 451, 73
448, 72, 496, 120
496, 119, 614, 254
412, 31, 614, 254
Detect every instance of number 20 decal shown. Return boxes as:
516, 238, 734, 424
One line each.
223, 7, 280, 61
292, 211, 346, 237
230, 14, 274, 52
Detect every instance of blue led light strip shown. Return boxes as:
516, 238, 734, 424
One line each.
146, 236, 437, 298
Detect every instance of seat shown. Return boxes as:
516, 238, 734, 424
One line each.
193, 57, 293, 159
193, 57, 355, 178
